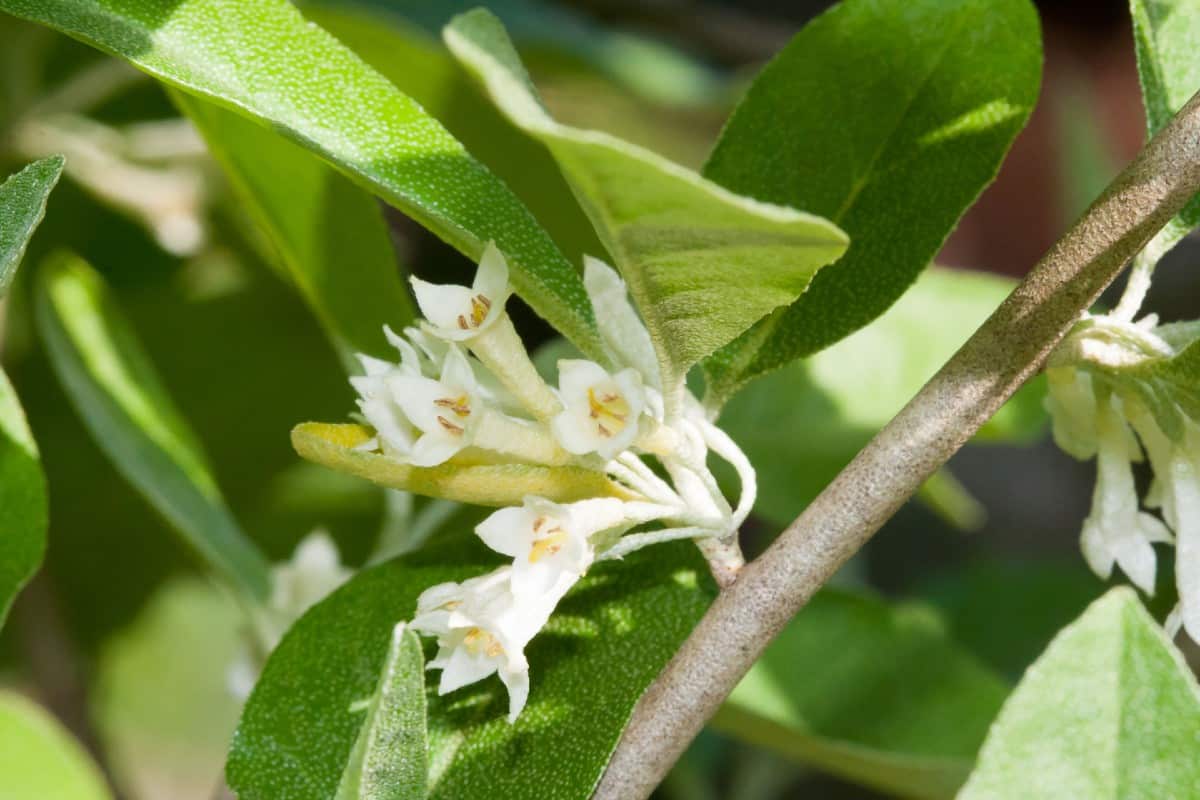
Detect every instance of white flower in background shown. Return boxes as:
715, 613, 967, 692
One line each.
411, 567, 563, 722
1079, 396, 1172, 595
391, 346, 482, 466
476, 496, 629, 597
229, 531, 351, 698
411, 242, 511, 342
1151, 427, 1200, 641
551, 359, 646, 459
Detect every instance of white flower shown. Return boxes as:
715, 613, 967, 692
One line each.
582, 256, 660, 389
1153, 426, 1200, 641
551, 359, 646, 459
1044, 367, 1099, 460
475, 497, 629, 597
1079, 396, 1172, 595
410, 242, 511, 342
411, 566, 563, 722
350, 343, 421, 458
390, 346, 481, 466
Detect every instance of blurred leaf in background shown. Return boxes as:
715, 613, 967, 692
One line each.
0, 691, 111, 800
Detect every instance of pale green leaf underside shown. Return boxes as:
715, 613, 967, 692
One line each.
292, 422, 635, 507
0, 155, 63, 296
701, 0, 1042, 404
336, 624, 427, 800
1132, 0, 1200, 239
714, 590, 1008, 799
444, 8, 848, 385
0, 692, 112, 800
959, 588, 1200, 799
0, 0, 604, 359
228, 545, 713, 799
173, 90, 416, 367
35, 251, 270, 601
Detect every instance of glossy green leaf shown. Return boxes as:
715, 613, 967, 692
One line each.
0, 155, 64, 296
35, 251, 270, 601
292, 421, 636, 507
0, 0, 605, 359
717, 268, 1046, 528
713, 590, 1009, 799
0, 692, 112, 800
445, 9, 848, 388
173, 90, 414, 366
701, 0, 1042, 404
0, 369, 46, 627
1132, 0, 1200, 243
227, 543, 712, 800
959, 588, 1200, 799
335, 623, 427, 800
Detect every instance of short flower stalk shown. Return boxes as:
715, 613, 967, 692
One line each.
344, 243, 757, 719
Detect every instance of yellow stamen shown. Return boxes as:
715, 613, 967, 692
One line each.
470, 294, 491, 327
437, 416, 465, 434
587, 387, 629, 438
434, 395, 471, 418
529, 525, 568, 563
463, 627, 504, 658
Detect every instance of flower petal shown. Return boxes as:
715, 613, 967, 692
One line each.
476, 506, 535, 558
583, 255, 660, 388
411, 277, 475, 336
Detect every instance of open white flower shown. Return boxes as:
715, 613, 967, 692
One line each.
390, 346, 481, 467
350, 340, 422, 458
476, 496, 629, 597
1079, 396, 1172, 595
410, 242, 511, 342
552, 359, 646, 459
411, 566, 562, 722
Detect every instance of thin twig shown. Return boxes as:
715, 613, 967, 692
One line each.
593, 87, 1200, 799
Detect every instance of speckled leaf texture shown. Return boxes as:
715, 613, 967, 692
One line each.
1132, 0, 1200, 241
335, 624, 427, 800
172, 90, 416, 368
701, 0, 1043, 405
444, 9, 849, 388
35, 252, 271, 601
0, 692, 112, 800
0, 157, 61, 628
714, 590, 1009, 799
227, 543, 713, 800
959, 588, 1200, 799
0, 0, 606, 359
0, 156, 63, 295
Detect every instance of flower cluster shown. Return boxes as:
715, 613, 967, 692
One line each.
1046, 312, 1200, 641
347, 244, 756, 720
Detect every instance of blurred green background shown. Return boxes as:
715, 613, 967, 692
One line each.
1, 1, 1196, 798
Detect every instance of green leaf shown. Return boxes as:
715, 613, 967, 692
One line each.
0, 692, 112, 800
444, 9, 848, 388
701, 0, 1042, 403
0, 155, 64, 296
713, 590, 1009, 800
0, 369, 46, 627
717, 268, 1046, 528
228, 543, 712, 800
0, 157, 61, 627
292, 422, 637, 508
0, 0, 605, 359
335, 623, 427, 800
172, 90, 415, 367
959, 588, 1200, 799
34, 250, 270, 601
1132, 0, 1200, 241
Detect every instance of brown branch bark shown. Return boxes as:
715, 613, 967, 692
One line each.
593, 88, 1200, 799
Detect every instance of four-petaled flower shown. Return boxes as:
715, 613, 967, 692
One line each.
551, 359, 646, 459
410, 242, 511, 341
476, 496, 629, 597
391, 346, 481, 466
411, 567, 560, 721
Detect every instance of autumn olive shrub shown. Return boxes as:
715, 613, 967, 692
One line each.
3, 0, 1200, 797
